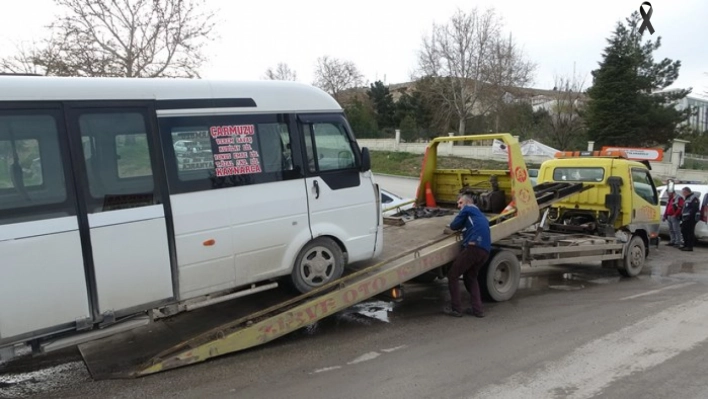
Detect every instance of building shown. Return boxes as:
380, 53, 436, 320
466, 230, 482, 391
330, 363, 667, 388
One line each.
675, 95, 708, 133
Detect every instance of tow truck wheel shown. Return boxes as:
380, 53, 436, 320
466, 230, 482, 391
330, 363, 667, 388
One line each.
618, 235, 645, 277
480, 250, 521, 302
291, 237, 345, 294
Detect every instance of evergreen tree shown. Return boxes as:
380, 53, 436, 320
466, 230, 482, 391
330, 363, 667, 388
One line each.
584, 11, 692, 147
366, 81, 396, 130
344, 98, 379, 138
398, 115, 418, 142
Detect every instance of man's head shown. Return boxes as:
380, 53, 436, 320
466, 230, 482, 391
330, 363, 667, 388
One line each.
457, 194, 475, 209
682, 187, 692, 197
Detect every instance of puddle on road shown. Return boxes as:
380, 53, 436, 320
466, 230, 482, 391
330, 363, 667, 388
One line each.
519, 273, 590, 292
654, 261, 696, 277
517, 270, 623, 293
0, 361, 89, 399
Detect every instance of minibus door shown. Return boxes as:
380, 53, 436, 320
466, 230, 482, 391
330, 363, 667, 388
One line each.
299, 114, 379, 260
66, 104, 174, 320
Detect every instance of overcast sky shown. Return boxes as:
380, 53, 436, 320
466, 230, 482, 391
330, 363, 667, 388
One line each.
1, 0, 706, 98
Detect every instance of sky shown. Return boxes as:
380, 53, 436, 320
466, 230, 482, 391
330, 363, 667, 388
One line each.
1, 0, 707, 99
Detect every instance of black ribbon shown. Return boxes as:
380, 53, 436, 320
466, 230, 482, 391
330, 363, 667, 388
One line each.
639, 2, 655, 35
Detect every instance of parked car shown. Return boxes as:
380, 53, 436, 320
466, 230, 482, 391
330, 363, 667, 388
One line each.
657, 183, 708, 241
380, 188, 414, 217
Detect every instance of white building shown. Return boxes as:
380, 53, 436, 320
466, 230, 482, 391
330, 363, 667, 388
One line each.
675, 94, 708, 133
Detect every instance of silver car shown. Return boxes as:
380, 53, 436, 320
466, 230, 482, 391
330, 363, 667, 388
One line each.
657, 182, 708, 241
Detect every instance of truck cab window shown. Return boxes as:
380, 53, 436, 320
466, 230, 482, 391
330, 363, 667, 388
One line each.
631, 168, 658, 205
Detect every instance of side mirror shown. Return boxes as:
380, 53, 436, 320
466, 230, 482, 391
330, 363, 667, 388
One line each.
667, 179, 675, 194
360, 147, 371, 172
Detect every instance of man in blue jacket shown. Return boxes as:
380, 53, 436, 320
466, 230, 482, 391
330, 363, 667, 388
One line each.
443, 193, 492, 318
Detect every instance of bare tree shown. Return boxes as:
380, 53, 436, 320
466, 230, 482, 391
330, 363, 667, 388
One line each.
0, 43, 44, 75
485, 33, 537, 131
313, 55, 364, 102
543, 73, 587, 150
416, 7, 535, 135
0, 0, 217, 78
264, 62, 298, 81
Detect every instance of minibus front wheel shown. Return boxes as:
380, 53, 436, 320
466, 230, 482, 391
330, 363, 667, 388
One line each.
291, 237, 345, 294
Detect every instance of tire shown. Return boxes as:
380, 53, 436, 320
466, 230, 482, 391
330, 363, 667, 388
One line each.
479, 250, 521, 302
618, 235, 645, 277
290, 237, 345, 294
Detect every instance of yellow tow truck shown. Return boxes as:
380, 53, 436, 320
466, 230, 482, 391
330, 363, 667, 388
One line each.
71, 134, 656, 379
537, 150, 662, 274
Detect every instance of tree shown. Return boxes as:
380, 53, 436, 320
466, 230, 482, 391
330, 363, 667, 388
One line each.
416, 7, 535, 136
486, 33, 536, 131
486, 101, 552, 142
394, 89, 436, 140
366, 81, 396, 130
584, 11, 692, 147
543, 73, 588, 149
264, 62, 297, 81
0, 0, 217, 78
398, 115, 418, 142
680, 129, 708, 155
312, 55, 364, 102
343, 97, 379, 138
409, 76, 458, 135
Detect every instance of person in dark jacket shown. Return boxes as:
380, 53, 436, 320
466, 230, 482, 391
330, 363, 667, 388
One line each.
680, 187, 701, 251
442, 194, 491, 318
663, 188, 684, 246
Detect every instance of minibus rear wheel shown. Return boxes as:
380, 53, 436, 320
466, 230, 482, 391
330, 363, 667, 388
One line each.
291, 237, 345, 294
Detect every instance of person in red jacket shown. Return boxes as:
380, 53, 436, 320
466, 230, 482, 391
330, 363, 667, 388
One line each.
663, 188, 684, 246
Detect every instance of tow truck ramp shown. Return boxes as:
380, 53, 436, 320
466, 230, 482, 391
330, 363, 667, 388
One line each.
78, 181, 586, 379
79, 232, 459, 379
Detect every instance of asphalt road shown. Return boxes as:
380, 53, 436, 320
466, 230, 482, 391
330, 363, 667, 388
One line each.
374, 173, 419, 199
3, 175, 708, 399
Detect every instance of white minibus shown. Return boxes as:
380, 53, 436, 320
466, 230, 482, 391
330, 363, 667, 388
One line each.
0, 75, 382, 356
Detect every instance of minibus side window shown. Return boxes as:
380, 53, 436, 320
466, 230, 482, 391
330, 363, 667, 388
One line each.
305, 122, 356, 173
0, 111, 74, 225
77, 112, 157, 212
159, 114, 302, 194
